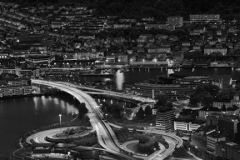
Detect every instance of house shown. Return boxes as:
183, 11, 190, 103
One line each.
190, 14, 220, 21
198, 107, 222, 120
218, 36, 227, 43
204, 47, 228, 55
181, 41, 191, 47
208, 39, 218, 45
155, 34, 168, 40
167, 16, 183, 27
113, 23, 131, 29
231, 94, 240, 107
213, 99, 231, 109
140, 34, 153, 39
168, 35, 178, 41
147, 47, 171, 53
194, 40, 204, 46
145, 24, 175, 31
11, 45, 31, 57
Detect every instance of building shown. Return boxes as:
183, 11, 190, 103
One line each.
167, 16, 183, 27
216, 142, 240, 160
213, 99, 231, 109
217, 115, 239, 139
0, 68, 40, 78
0, 85, 32, 97
125, 83, 192, 99
156, 108, 174, 131
7, 79, 31, 86
190, 14, 220, 21
207, 131, 226, 155
204, 47, 228, 56
174, 118, 204, 131
129, 61, 168, 67
199, 107, 222, 120
25, 55, 55, 65
147, 47, 171, 53
175, 76, 213, 90
145, 24, 175, 31
231, 94, 240, 107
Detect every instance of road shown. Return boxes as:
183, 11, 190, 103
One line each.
31, 80, 183, 160
31, 79, 135, 160
108, 122, 183, 160
57, 81, 156, 103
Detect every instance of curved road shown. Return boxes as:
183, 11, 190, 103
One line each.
31, 80, 182, 160
31, 79, 135, 160
57, 81, 155, 103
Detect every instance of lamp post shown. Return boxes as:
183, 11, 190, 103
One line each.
59, 114, 62, 129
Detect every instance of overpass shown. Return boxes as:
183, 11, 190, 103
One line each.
57, 81, 156, 103
31, 80, 182, 160
31, 79, 135, 160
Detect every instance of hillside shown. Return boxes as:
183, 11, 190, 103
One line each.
4, 0, 240, 20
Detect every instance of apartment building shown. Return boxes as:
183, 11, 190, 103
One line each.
216, 142, 240, 160
207, 131, 226, 155
156, 109, 174, 131
0, 85, 32, 97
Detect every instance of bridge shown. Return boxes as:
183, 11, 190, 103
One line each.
31, 79, 135, 160
30, 80, 182, 160
56, 81, 156, 103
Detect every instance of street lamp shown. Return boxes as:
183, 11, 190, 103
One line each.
59, 114, 62, 128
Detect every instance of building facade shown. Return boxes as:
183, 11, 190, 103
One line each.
0, 85, 32, 97
207, 131, 226, 155
216, 142, 240, 160
156, 109, 174, 131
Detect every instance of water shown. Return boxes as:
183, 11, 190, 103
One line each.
45, 68, 239, 90
0, 95, 79, 157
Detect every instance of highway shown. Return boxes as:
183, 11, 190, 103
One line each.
31, 79, 135, 160
108, 122, 183, 160
31, 80, 182, 160
57, 81, 156, 103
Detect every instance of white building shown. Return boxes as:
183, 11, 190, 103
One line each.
174, 119, 204, 131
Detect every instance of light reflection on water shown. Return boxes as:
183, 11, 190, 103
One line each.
0, 95, 80, 156
116, 70, 125, 90
31, 96, 79, 115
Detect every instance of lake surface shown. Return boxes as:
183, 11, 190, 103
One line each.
45, 67, 239, 90
0, 95, 79, 157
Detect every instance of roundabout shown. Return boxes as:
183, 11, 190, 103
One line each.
22, 79, 183, 160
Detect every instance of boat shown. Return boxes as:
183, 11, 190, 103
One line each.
210, 61, 234, 67
119, 67, 129, 73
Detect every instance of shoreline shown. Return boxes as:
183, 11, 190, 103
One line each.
0, 93, 79, 158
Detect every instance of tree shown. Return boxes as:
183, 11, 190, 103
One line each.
110, 104, 124, 119
77, 103, 88, 117
195, 83, 220, 97
135, 107, 144, 120
201, 94, 214, 107
166, 102, 173, 110
144, 105, 152, 117
155, 94, 168, 107
221, 104, 226, 111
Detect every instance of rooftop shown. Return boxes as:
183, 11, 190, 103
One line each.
217, 141, 240, 151
174, 118, 205, 124
208, 131, 225, 139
